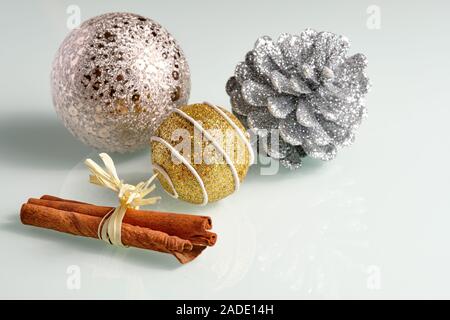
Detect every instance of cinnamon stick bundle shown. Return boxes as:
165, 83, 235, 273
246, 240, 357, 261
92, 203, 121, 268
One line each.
20, 195, 216, 264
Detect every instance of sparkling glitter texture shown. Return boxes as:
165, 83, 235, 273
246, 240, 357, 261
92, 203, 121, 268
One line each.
226, 29, 370, 169
151, 103, 251, 205
51, 12, 190, 152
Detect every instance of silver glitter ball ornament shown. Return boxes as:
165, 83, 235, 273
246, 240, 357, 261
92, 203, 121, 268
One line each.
226, 29, 370, 169
51, 12, 190, 152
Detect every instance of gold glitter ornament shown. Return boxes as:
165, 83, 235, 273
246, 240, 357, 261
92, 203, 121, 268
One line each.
151, 103, 254, 205
51, 12, 190, 152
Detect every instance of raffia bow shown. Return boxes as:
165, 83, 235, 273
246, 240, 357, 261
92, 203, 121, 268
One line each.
84, 153, 160, 246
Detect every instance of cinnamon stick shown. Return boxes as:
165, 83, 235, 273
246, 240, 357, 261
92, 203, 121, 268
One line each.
30, 196, 216, 246
20, 196, 217, 264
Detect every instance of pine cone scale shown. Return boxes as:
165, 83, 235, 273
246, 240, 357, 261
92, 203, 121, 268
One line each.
279, 113, 304, 146
295, 100, 318, 127
242, 80, 274, 107
247, 110, 279, 136
267, 96, 297, 119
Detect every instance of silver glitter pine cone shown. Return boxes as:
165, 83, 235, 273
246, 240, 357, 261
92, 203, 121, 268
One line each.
226, 29, 370, 169
51, 12, 190, 152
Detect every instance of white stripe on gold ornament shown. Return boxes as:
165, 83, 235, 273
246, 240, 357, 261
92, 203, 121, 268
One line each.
150, 136, 209, 206
151, 163, 179, 199
204, 102, 254, 165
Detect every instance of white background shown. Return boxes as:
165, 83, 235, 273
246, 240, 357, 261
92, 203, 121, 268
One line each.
0, 0, 449, 299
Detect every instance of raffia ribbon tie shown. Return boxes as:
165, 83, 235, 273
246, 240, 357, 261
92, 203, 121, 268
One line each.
84, 153, 160, 247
